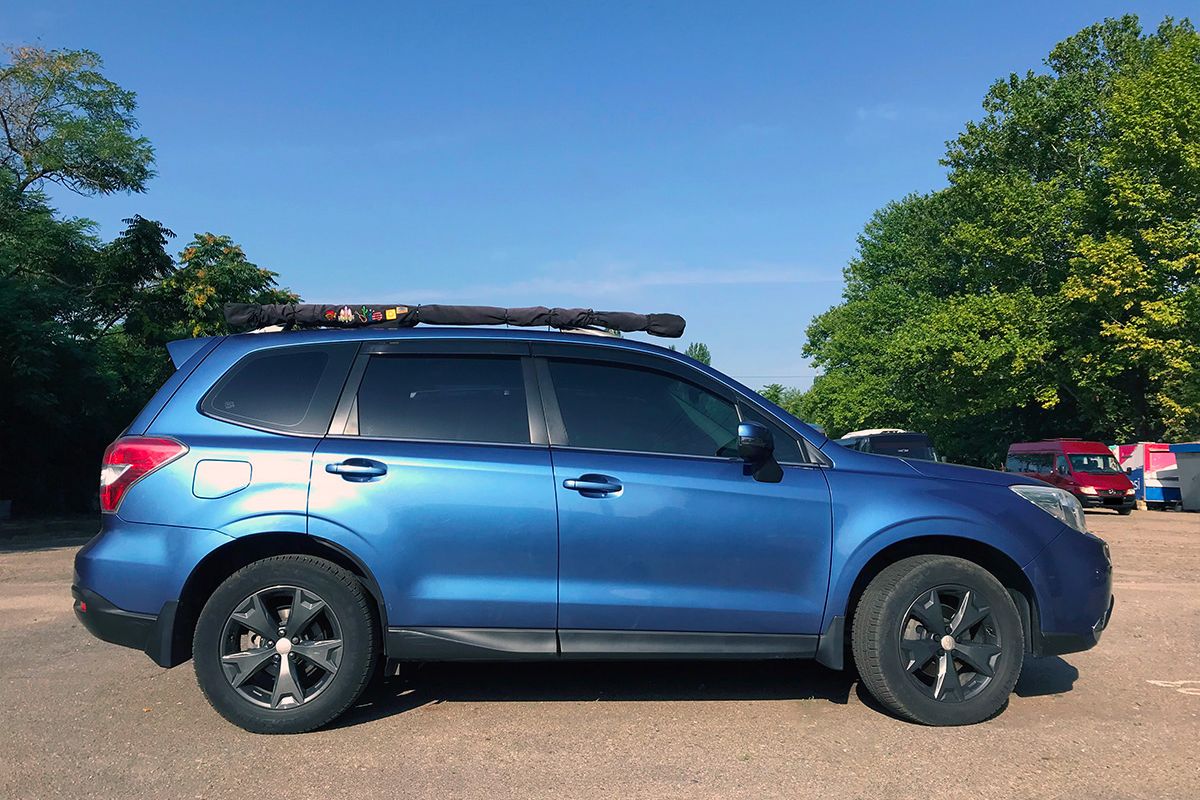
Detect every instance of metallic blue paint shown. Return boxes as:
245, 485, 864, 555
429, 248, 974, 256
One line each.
553, 449, 831, 634
74, 517, 232, 614
76, 326, 1114, 667
309, 437, 558, 630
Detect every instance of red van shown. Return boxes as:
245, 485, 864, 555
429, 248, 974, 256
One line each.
1005, 439, 1136, 514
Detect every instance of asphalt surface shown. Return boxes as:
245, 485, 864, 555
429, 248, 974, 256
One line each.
1, 511, 1197, 799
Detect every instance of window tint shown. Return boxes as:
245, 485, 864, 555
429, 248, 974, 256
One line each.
203, 344, 355, 434
548, 359, 739, 457
356, 355, 530, 444
1007, 452, 1054, 474
738, 404, 808, 463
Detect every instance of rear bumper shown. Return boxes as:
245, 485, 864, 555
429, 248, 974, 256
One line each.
72, 586, 179, 667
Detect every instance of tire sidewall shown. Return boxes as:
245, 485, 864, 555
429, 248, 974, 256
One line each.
866, 557, 1024, 726
193, 558, 376, 734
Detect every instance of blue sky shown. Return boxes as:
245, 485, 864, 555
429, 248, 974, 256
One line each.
2, 1, 1188, 388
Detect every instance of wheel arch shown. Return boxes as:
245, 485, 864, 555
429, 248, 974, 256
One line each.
826, 535, 1039, 670
163, 532, 387, 667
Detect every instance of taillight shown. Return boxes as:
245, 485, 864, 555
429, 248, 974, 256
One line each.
99, 436, 188, 512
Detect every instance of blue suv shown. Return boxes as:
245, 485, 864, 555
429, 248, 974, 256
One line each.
74, 326, 1113, 732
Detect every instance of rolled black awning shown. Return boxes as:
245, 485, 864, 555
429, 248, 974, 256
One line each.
223, 303, 686, 338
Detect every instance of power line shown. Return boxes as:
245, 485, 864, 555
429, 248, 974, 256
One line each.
728, 374, 815, 379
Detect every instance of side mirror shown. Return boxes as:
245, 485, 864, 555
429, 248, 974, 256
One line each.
737, 422, 783, 483
737, 422, 774, 463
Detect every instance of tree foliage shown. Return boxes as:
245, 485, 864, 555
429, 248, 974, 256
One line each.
684, 341, 712, 365
0, 47, 154, 195
800, 16, 1200, 464
0, 48, 295, 511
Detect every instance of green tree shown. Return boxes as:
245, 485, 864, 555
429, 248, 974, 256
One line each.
684, 341, 712, 365
0, 46, 299, 512
757, 382, 806, 416
801, 16, 1200, 464
152, 233, 297, 338
0, 47, 154, 195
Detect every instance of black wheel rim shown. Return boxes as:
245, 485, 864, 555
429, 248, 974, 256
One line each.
898, 584, 1002, 703
219, 586, 343, 709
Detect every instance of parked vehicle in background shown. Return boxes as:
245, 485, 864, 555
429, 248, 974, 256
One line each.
1112, 443, 1182, 509
835, 429, 940, 461
1168, 442, 1200, 512
1005, 440, 1135, 514
73, 319, 1114, 733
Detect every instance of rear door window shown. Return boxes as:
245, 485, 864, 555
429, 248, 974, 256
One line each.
355, 355, 531, 444
202, 343, 357, 434
546, 359, 740, 457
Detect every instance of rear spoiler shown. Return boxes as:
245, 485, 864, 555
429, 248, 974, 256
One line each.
166, 337, 218, 369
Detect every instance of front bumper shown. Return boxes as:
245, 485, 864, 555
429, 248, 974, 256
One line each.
1024, 527, 1114, 657
72, 586, 180, 667
1039, 594, 1115, 656
1077, 492, 1134, 510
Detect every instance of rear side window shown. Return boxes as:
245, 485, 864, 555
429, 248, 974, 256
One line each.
548, 359, 740, 457
202, 343, 357, 434
1006, 452, 1053, 474
355, 355, 530, 444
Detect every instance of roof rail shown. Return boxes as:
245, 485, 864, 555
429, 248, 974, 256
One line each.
224, 303, 685, 339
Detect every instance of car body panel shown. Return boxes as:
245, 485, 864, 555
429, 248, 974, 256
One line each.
817, 446, 1066, 630
74, 518, 233, 615
309, 437, 559, 630
553, 449, 832, 635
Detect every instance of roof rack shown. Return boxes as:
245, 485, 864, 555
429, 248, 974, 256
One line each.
224, 303, 685, 338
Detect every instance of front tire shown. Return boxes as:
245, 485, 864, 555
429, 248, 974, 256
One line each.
851, 555, 1024, 725
193, 555, 379, 734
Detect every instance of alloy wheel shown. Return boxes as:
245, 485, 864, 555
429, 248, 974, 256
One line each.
898, 584, 1002, 703
219, 585, 343, 709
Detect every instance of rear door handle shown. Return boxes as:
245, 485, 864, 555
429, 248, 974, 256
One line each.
562, 474, 622, 496
326, 459, 387, 481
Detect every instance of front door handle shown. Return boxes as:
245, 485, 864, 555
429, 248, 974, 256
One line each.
563, 474, 623, 497
326, 458, 387, 482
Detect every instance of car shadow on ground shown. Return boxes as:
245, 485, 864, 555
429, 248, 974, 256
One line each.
1014, 655, 1079, 697
0, 535, 92, 554
332, 659, 857, 729
333, 653, 1081, 729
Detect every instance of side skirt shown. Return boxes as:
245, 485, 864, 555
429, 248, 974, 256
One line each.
386, 627, 819, 661
387, 628, 557, 660
559, 630, 818, 660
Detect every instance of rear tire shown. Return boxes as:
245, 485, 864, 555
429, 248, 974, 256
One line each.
851, 555, 1023, 725
193, 555, 379, 734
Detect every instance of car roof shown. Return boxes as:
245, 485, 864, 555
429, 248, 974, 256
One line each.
215, 325, 685, 356
1008, 439, 1113, 455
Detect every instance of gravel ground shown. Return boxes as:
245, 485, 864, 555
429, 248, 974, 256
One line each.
0, 511, 1197, 799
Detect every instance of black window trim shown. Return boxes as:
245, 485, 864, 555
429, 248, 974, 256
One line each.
200, 341, 359, 437
529, 345, 825, 467
326, 342, 549, 448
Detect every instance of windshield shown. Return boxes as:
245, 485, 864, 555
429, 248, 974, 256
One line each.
1068, 453, 1121, 474
868, 435, 938, 461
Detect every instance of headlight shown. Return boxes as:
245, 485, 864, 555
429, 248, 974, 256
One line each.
1011, 485, 1089, 532
1079, 486, 1097, 495
1125, 488, 1136, 496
